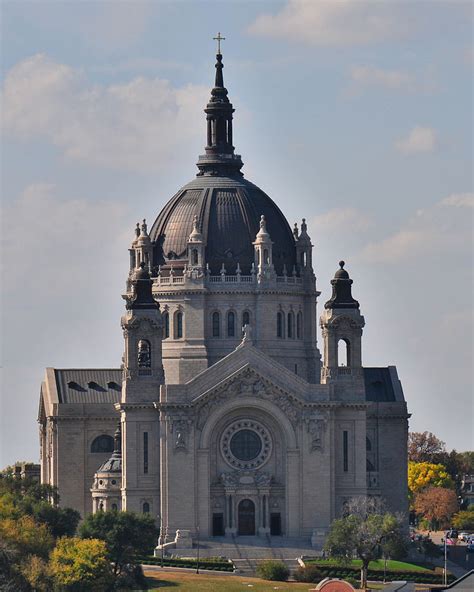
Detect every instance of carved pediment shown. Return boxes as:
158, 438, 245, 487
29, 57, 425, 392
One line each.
195, 367, 303, 429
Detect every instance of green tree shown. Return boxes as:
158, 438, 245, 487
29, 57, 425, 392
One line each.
324, 497, 406, 589
49, 537, 113, 592
80, 510, 158, 577
451, 509, 474, 530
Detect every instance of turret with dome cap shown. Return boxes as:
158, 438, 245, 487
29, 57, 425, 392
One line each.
325, 260, 360, 309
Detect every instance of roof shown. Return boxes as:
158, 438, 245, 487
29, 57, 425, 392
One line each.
54, 369, 122, 404
363, 367, 405, 402
149, 175, 297, 275
432, 570, 474, 592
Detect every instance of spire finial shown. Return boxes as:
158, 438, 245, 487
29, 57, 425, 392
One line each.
213, 32, 225, 55
339, 260, 345, 269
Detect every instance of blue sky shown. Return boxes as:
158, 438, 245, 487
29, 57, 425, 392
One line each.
1, 0, 473, 467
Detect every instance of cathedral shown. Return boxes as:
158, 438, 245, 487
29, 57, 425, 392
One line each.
38, 49, 409, 547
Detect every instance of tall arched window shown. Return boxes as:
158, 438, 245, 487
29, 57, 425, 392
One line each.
91, 435, 114, 453
338, 338, 351, 366
296, 312, 303, 339
143, 502, 150, 514
277, 312, 284, 338
137, 339, 151, 368
287, 312, 295, 339
163, 312, 169, 339
264, 249, 269, 264
227, 311, 235, 337
242, 311, 250, 327
191, 249, 198, 265
212, 312, 220, 337
174, 311, 183, 339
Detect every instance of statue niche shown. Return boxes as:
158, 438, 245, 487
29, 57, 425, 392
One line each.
137, 339, 151, 368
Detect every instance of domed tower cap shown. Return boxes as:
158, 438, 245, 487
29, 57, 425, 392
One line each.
128, 263, 159, 310
324, 260, 359, 309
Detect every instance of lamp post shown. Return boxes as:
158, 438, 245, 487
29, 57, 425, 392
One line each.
443, 535, 448, 586
157, 513, 164, 568
196, 525, 200, 574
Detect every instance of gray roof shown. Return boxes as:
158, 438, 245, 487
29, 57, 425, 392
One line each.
54, 369, 121, 404
364, 367, 400, 402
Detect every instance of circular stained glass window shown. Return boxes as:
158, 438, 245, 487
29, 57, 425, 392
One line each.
221, 420, 272, 470
230, 429, 262, 461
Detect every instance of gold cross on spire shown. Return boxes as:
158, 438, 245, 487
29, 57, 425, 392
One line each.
213, 32, 225, 54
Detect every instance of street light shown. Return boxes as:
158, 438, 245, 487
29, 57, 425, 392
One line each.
157, 514, 164, 569
196, 525, 200, 575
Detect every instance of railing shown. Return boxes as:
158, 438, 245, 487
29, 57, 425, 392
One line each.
150, 272, 303, 287
337, 367, 352, 376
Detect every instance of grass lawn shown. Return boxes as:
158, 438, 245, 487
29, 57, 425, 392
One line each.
144, 569, 386, 591
306, 559, 431, 572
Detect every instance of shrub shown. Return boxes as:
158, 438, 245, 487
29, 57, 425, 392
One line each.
345, 577, 360, 588
294, 564, 324, 583
256, 560, 289, 581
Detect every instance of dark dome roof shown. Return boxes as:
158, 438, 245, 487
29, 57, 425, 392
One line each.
150, 175, 296, 275
149, 52, 296, 275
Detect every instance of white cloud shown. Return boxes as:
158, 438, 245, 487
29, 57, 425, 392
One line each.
360, 194, 473, 263
248, 0, 408, 46
440, 192, 474, 208
312, 207, 372, 233
350, 65, 414, 90
2, 54, 209, 172
395, 125, 437, 154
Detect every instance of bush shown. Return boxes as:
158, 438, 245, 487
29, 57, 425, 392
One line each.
345, 577, 360, 589
294, 564, 324, 583
256, 560, 289, 581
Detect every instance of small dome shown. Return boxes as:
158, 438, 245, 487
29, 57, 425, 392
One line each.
334, 260, 349, 279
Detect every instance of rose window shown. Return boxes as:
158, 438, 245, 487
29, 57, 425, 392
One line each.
221, 420, 272, 469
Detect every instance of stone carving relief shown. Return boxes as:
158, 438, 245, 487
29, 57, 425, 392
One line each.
220, 470, 273, 490
304, 411, 329, 452
169, 416, 193, 452
196, 368, 301, 429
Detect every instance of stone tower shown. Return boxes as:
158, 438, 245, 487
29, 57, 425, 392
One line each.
117, 261, 163, 514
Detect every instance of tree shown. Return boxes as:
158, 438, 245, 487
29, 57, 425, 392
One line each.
414, 487, 459, 530
324, 497, 406, 589
0, 515, 54, 560
49, 537, 113, 592
408, 432, 446, 463
79, 510, 158, 577
408, 461, 454, 499
451, 509, 474, 530
19, 555, 53, 592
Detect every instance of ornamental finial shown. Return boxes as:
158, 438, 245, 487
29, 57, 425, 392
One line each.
213, 32, 225, 54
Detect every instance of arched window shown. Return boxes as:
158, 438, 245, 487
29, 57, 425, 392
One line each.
212, 312, 220, 337
366, 437, 372, 451
338, 338, 351, 366
191, 249, 198, 265
227, 311, 235, 337
143, 502, 150, 514
91, 435, 114, 453
287, 312, 295, 339
174, 311, 183, 339
137, 339, 151, 368
242, 311, 250, 328
296, 312, 303, 339
163, 312, 169, 339
277, 312, 284, 338
263, 249, 269, 264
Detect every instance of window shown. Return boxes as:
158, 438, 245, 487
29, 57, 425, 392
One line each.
143, 502, 150, 514
338, 338, 351, 366
174, 311, 183, 339
91, 435, 114, 453
287, 312, 295, 339
143, 432, 149, 474
343, 430, 348, 472
263, 249, 269, 264
163, 312, 169, 339
227, 311, 235, 337
366, 437, 372, 451
277, 312, 284, 338
242, 311, 250, 327
296, 312, 302, 339
212, 312, 220, 337
138, 340, 151, 368
366, 459, 375, 472
191, 249, 198, 265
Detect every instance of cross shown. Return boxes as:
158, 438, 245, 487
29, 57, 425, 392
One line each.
213, 32, 225, 54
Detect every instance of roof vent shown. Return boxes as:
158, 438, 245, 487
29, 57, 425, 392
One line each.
67, 381, 86, 392
88, 381, 106, 392
107, 381, 121, 391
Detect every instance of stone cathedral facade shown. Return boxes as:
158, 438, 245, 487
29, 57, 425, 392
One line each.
38, 51, 409, 545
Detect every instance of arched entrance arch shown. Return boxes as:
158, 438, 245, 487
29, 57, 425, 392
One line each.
238, 499, 255, 535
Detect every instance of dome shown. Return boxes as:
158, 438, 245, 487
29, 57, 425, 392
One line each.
149, 175, 296, 275
148, 52, 296, 276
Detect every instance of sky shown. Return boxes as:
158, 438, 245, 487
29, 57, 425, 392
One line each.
0, 0, 473, 468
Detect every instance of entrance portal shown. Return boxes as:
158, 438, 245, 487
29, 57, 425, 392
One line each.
270, 512, 282, 536
238, 499, 255, 535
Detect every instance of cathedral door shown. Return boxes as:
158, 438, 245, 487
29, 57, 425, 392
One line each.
238, 499, 255, 535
